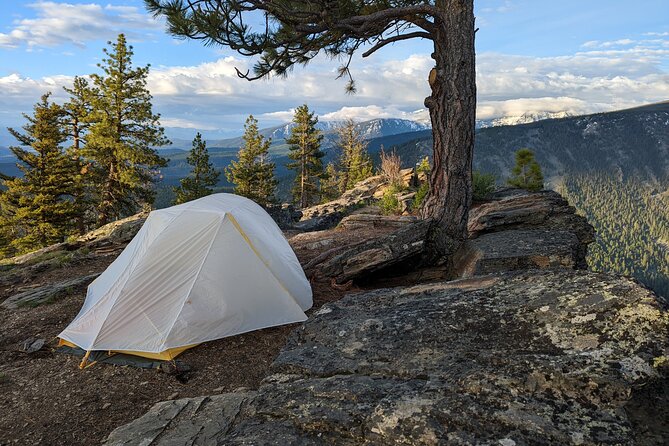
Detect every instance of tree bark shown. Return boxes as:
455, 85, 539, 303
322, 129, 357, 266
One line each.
421, 0, 476, 263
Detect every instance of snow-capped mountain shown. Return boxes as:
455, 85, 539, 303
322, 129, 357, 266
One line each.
262, 118, 430, 142
190, 118, 430, 150
476, 111, 573, 128
376, 101, 669, 182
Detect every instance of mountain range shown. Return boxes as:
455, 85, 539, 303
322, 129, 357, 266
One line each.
2, 102, 668, 195
385, 101, 669, 186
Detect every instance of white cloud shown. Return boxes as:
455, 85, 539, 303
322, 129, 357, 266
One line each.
159, 117, 219, 131
481, 0, 515, 14
645, 31, 669, 37
582, 39, 636, 49
0, 32, 668, 142
0, 2, 161, 49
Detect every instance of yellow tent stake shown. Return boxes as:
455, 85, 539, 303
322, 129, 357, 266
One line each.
83, 360, 98, 369
79, 350, 91, 369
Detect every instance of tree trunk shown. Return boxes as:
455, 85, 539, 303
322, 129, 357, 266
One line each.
421, 0, 476, 263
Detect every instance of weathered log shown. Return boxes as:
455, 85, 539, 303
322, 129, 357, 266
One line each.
304, 220, 431, 284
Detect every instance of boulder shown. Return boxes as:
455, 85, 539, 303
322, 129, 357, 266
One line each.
104, 393, 253, 446
77, 213, 147, 248
107, 270, 669, 445
395, 191, 416, 214
298, 175, 386, 230
468, 188, 595, 269
453, 229, 583, 278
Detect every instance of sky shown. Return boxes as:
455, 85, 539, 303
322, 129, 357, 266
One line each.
0, 0, 668, 143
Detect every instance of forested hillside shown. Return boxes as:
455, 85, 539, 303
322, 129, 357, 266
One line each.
559, 173, 669, 298
386, 101, 669, 183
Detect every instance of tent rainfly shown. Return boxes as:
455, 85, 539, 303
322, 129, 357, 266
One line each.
58, 194, 312, 366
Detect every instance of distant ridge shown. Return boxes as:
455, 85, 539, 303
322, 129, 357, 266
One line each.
376, 101, 669, 182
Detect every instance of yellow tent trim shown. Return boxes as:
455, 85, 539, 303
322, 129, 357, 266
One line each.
58, 339, 198, 361
227, 214, 295, 302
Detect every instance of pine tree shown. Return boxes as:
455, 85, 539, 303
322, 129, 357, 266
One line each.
320, 162, 341, 202
507, 148, 544, 192
225, 115, 277, 206
173, 133, 220, 204
85, 34, 168, 225
62, 76, 95, 233
285, 104, 325, 208
333, 119, 373, 191
0, 93, 78, 254
148, 0, 477, 253
0, 188, 16, 258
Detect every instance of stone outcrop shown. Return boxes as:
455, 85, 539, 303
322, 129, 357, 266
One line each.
265, 204, 302, 230
106, 270, 669, 445
0, 214, 147, 297
76, 213, 148, 248
454, 229, 582, 278
296, 168, 416, 231
293, 188, 595, 284
337, 213, 418, 231
454, 188, 596, 277
104, 188, 669, 444
296, 175, 387, 231
468, 188, 595, 267
1, 273, 99, 309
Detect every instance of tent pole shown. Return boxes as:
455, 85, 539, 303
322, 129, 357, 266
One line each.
79, 350, 92, 369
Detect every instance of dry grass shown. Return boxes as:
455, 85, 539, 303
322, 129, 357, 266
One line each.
379, 147, 403, 187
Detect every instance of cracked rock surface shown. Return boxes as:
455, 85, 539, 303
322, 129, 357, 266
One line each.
105, 270, 669, 445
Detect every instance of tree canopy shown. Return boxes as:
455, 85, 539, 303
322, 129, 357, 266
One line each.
225, 115, 276, 206
145, 0, 439, 92
507, 148, 544, 192
85, 34, 169, 224
0, 94, 79, 254
286, 104, 325, 208
174, 133, 221, 204
146, 0, 477, 256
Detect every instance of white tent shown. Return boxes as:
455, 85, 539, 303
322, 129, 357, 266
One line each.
59, 193, 312, 362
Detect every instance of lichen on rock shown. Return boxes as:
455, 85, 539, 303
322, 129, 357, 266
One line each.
107, 270, 669, 445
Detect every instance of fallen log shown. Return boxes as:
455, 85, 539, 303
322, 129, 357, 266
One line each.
304, 220, 431, 285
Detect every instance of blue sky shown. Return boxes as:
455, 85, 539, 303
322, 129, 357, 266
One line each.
0, 0, 668, 142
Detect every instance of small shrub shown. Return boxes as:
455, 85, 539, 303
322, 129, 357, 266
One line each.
379, 148, 403, 188
412, 182, 429, 210
473, 171, 496, 201
507, 148, 544, 192
380, 185, 403, 215
416, 157, 430, 177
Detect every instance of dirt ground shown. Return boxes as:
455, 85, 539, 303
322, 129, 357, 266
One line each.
0, 239, 349, 445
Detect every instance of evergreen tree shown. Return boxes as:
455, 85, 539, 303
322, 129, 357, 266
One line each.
507, 148, 544, 192
320, 163, 341, 202
333, 119, 373, 191
285, 104, 325, 207
85, 34, 168, 225
62, 76, 95, 233
174, 133, 220, 204
0, 93, 78, 254
147, 0, 477, 253
0, 189, 17, 258
225, 115, 277, 206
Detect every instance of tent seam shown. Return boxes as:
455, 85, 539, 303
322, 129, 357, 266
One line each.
227, 214, 306, 312
81, 210, 196, 351
160, 214, 225, 352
